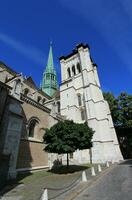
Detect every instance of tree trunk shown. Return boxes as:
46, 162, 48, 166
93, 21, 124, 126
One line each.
67, 153, 69, 168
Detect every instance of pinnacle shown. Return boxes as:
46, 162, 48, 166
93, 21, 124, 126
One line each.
46, 42, 54, 71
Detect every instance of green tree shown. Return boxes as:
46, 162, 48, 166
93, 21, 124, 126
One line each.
104, 92, 132, 158
117, 92, 132, 127
43, 120, 94, 168
103, 92, 119, 126
103, 92, 132, 128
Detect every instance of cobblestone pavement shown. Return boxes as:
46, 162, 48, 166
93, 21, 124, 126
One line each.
0, 164, 108, 200
73, 160, 132, 200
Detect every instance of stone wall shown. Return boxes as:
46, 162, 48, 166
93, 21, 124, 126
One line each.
17, 140, 48, 170
16, 97, 58, 171
0, 81, 23, 179
60, 44, 123, 163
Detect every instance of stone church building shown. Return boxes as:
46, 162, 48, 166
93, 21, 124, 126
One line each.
0, 43, 123, 184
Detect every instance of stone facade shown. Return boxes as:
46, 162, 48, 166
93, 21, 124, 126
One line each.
0, 81, 23, 180
0, 62, 60, 177
59, 43, 123, 163
0, 42, 123, 181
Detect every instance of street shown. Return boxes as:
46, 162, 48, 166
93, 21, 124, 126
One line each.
74, 160, 132, 200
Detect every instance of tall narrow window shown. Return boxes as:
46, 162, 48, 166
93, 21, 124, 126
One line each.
46, 74, 50, 79
70, 153, 73, 159
51, 74, 54, 80
67, 68, 71, 78
15, 79, 21, 94
42, 98, 46, 104
57, 101, 60, 113
77, 63, 81, 73
81, 110, 86, 121
28, 120, 37, 137
5, 76, 8, 83
78, 94, 82, 106
37, 96, 41, 103
24, 88, 29, 96
72, 65, 76, 76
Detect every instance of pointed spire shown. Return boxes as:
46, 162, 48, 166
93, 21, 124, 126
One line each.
40, 42, 58, 97
46, 41, 54, 72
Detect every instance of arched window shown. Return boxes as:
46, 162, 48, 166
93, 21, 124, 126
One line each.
5, 76, 8, 83
46, 74, 50, 79
67, 68, 71, 78
42, 98, 46, 104
15, 79, 21, 94
77, 63, 81, 73
72, 65, 76, 76
37, 96, 41, 103
24, 88, 29, 96
51, 75, 54, 80
28, 119, 39, 137
77, 94, 82, 106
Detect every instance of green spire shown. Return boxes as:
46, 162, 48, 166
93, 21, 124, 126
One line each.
40, 42, 58, 97
46, 42, 54, 71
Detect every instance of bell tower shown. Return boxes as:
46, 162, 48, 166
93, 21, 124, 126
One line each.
41, 43, 58, 97
59, 43, 123, 163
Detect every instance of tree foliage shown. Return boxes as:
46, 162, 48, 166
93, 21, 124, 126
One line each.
44, 120, 94, 153
117, 93, 132, 127
43, 120, 94, 167
103, 92, 132, 127
103, 92, 119, 125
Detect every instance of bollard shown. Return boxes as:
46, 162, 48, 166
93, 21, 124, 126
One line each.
97, 164, 102, 172
82, 171, 87, 182
112, 160, 115, 164
41, 189, 48, 200
106, 161, 110, 167
91, 166, 96, 176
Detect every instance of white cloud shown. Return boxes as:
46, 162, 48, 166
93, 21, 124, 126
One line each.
0, 32, 46, 65
59, 0, 132, 74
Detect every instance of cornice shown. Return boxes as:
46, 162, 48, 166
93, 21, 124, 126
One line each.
21, 94, 51, 113
60, 82, 100, 93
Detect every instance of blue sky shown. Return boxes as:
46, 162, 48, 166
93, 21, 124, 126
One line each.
0, 0, 131, 95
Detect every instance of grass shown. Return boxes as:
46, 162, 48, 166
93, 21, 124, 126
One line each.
7, 163, 94, 186
15, 163, 93, 184
17, 170, 52, 184
48, 164, 92, 174
2, 163, 103, 200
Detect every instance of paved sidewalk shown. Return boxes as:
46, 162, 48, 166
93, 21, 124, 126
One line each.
0, 164, 110, 200
72, 160, 132, 200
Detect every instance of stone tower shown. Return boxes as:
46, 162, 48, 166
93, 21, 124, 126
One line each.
41, 43, 58, 97
59, 43, 123, 163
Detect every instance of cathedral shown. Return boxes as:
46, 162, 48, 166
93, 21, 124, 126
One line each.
0, 43, 123, 185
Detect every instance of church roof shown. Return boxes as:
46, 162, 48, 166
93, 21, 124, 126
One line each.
24, 77, 52, 99
52, 90, 60, 98
0, 61, 17, 75
26, 76, 37, 88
